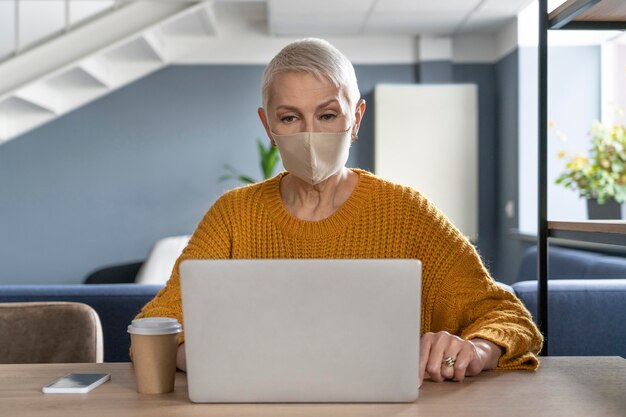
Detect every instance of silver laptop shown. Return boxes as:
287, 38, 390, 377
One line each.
180, 259, 421, 403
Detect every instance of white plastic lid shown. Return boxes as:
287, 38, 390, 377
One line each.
127, 317, 182, 335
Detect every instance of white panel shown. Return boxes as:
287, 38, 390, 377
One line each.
417, 36, 453, 61
496, 18, 518, 60
70, 0, 115, 25
47, 67, 107, 90
518, 45, 538, 236
518, 1, 619, 48
518, 0, 538, 48
142, 30, 167, 61
372, 0, 480, 13
0, 1, 202, 144
80, 55, 113, 87
365, 13, 462, 35
268, 0, 372, 35
328, 36, 417, 64
0, 95, 52, 114
174, 36, 417, 65
44, 67, 108, 111
0, 96, 55, 139
160, 8, 216, 37
14, 83, 60, 113
103, 37, 163, 86
368, 0, 530, 36
210, 1, 267, 36
0, 2, 189, 95
19, 0, 65, 49
602, 42, 626, 127
0, 1, 15, 59
104, 37, 162, 63
458, 16, 513, 35
374, 84, 478, 239
271, 16, 366, 36
479, 0, 534, 13
548, 0, 569, 13
269, 0, 373, 15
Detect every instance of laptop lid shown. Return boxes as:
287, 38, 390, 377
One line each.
180, 259, 421, 403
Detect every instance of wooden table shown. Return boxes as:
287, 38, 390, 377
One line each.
2, 357, 625, 416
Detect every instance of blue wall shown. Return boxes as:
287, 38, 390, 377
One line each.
494, 49, 535, 282
0, 64, 415, 284
453, 63, 498, 275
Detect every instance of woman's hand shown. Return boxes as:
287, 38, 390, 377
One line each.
176, 343, 187, 372
419, 332, 502, 386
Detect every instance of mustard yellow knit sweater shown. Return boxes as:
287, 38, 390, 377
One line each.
137, 169, 543, 370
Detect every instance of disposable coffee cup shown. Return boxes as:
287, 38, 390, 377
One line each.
128, 317, 182, 394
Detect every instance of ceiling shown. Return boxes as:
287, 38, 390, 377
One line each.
221, 0, 536, 37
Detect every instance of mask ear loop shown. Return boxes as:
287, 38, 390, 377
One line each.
351, 122, 359, 142
269, 129, 277, 147
352, 98, 365, 143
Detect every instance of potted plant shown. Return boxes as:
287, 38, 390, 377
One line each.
555, 121, 626, 219
219, 139, 281, 184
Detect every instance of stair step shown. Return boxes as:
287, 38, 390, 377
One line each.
0, 96, 55, 142
0, 2, 216, 144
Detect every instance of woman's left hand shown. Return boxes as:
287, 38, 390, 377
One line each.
419, 331, 502, 385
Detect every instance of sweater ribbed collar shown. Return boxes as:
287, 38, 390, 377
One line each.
262, 168, 374, 239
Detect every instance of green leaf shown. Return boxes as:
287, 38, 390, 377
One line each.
219, 164, 258, 184
257, 140, 268, 160
257, 139, 281, 179
219, 139, 282, 185
236, 175, 257, 184
264, 147, 281, 179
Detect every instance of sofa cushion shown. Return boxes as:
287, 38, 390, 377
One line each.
496, 282, 514, 294
0, 284, 161, 362
517, 246, 626, 281
513, 279, 626, 357
591, 258, 626, 279
84, 261, 144, 284
135, 235, 190, 285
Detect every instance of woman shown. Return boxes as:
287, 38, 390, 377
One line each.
136, 38, 543, 385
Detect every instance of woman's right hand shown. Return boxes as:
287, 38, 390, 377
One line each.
176, 343, 187, 372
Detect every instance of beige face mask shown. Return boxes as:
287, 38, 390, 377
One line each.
272, 128, 352, 185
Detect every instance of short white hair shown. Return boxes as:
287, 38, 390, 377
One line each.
261, 38, 360, 111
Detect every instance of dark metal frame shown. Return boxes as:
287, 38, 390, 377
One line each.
538, 0, 549, 356
548, 230, 626, 246
538, 0, 625, 357
555, 22, 626, 30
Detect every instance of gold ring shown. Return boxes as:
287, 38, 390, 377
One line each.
442, 356, 456, 368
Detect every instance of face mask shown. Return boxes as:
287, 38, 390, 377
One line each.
272, 128, 352, 185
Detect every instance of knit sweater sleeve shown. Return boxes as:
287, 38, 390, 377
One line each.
134, 195, 232, 344
430, 243, 543, 370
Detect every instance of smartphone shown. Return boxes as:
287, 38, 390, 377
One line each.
42, 373, 111, 394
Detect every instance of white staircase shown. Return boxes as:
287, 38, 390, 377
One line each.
0, 1, 216, 145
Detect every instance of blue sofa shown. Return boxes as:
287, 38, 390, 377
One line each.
1, 245, 625, 361
513, 245, 626, 358
513, 279, 626, 357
